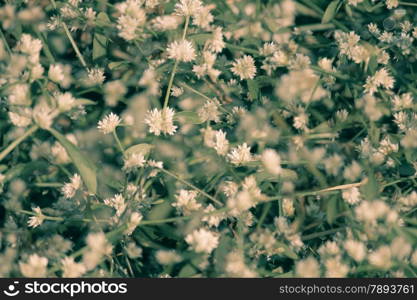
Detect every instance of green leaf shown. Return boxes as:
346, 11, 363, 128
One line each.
175, 111, 204, 124
326, 196, 338, 225
322, 0, 340, 24
77, 98, 97, 106
276, 241, 298, 260
108, 61, 127, 70
367, 55, 378, 74
49, 128, 97, 194
92, 13, 109, 61
147, 201, 172, 221
247, 79, 259, 101
125, 143, 154, 157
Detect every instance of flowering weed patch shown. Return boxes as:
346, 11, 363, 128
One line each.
0, 0, 417, 278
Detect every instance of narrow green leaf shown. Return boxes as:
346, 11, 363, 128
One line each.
326, 196, 338, 224
247, 79, 259, 101
77, 98, 97, 106
322, 0, 340, 24
92, 13, 109, 61
175, 111, 204, 124
125, 143, 154, 157
49, 128, 97, 194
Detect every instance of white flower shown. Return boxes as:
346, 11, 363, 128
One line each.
48, 64, 65, 83
123, 153, 146, 171
228, 143, 252, 165
144, 107, 177, 136
97, 112, 121, 134
386, 0, 399, 9
344, 240, 366, 262
364, 68, 395, 95
155, 250, 182, 265
104, 194, 127, 217
213, 130, 229, 156
231, 55, 257, 80
27, 207, 45, 228
32, 104, 54, 129
19, 254, 48, 277
87, 68, 105, 85
83, 232, 113, 270
104, 80, 127, 107
148, 160, 163, 169
185, 228, 219, 254
8, 84, 30, 105
173, 189, 202, 215
225, 251, 257, 277
167, 40, 196, 62
342, 187, 361, 205
16, 34, 42, 64
171, 86, 184, 97
295, 257, 320, 277
174, 0, 203, 17
192, 5, 214, 29
56, 92, 76, 112
117, 14, 145, 41
86, 232, 113, 254
125, 212, 143, 235
61, 257, 86, 278
325, 257, 349, 278
202, 204, 225, 227
8, 108, 32, 127
198, 99, 221, 123
61, 174, 83, 199
369, 246, 392, 270
261, 149, 282, 175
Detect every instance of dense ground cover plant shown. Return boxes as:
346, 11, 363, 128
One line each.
0, 0, 417, 278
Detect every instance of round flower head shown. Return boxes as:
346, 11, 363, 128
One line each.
97, 112, 121, 134
174, 0, 203, 17
167, 40, 196, 62
144, 107, 177, 136
231, 55, 257, 80
185, 228, 219, 254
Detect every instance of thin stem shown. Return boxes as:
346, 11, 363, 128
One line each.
180, 82, 212, 101
0, 125, 38, 162
266, 178, 368, 202
0, 27, 12, 55
18, 209, 63, 221
33, 182, 63, 188
34, 29, 55, 64
113, 130, 125, 156
62, 23, 87, 68
140, 207, 229, 226
301, 227, 345, 241
163, 60, 179, 109
159, 168, 223, 206
50, 0, 87, 68
400, 2, 417, 7
163, 16, 190, 109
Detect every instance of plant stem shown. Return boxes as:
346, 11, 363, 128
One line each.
0, 125, 38, 162
113, 130, 125, 156
0, 27, 12, 55
180, 82, 212, 101
140, 207, 229, 226
301, 227, 345, 241
34, 29, 55, 64
159, 168, 223, 206
50, 0, 87, 68
400, 2, 417, 7
62, 23, 88, 68
163, 16, 190, 109
266, 178, 367, 202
